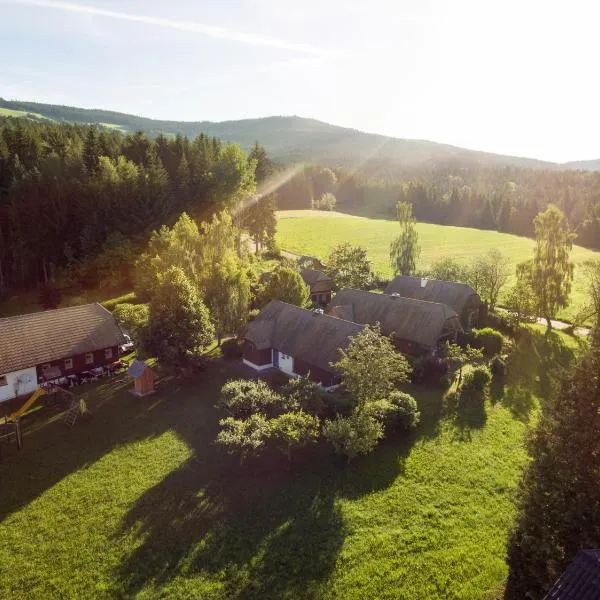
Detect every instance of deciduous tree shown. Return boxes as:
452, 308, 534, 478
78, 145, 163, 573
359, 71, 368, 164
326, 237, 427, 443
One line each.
261, 266, 310, 307
521, 205, 576, 330
270, 410, 320, 463
390, 201, 420, 276
333, 324, 412, 409
146, 266, 214, 366
327, 243, 373, 290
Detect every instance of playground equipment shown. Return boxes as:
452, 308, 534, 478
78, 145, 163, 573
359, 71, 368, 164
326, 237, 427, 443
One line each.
7, 387, 48, 422
0, 384, 78, 455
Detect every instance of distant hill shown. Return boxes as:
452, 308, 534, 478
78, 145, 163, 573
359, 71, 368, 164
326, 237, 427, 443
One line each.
562, 158, 600, 171
1, 98, 598, 170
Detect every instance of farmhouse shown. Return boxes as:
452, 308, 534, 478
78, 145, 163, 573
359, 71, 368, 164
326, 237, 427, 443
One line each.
301, 268, 334, 305
243, 299, 364, 388
384, 276, 482, 328
0, 303, 127, 403
328, 288, 463, 356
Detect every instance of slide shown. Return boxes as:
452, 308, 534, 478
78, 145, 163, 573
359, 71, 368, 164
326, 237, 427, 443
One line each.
8, 387, 47, 422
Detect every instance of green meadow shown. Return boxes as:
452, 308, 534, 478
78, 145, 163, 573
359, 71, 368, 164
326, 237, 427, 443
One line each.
276, 210, 599, 322
0, 325, 577, 599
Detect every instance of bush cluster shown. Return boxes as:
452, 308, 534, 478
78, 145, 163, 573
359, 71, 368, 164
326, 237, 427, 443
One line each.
473, 328, 504, 356
216, 375, 420, 465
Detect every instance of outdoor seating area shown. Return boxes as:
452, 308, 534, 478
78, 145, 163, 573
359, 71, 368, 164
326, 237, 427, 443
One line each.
42, 360, 129, 389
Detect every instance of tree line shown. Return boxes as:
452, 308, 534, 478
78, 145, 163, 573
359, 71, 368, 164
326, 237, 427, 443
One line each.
277, 163, 600, 250
0, 117, 276, 291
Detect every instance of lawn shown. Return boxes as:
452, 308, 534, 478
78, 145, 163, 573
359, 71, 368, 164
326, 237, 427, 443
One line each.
0, 331, 575, 600
276, 210, 599, 322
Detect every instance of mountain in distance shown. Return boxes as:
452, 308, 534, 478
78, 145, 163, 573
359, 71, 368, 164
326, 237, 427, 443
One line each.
1, 98, 597, 170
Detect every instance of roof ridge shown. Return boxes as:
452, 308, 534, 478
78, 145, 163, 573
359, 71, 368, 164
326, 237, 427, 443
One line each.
0, 302, 103, 323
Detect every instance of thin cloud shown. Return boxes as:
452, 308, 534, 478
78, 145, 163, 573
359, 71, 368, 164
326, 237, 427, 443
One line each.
8, 0, 335, 57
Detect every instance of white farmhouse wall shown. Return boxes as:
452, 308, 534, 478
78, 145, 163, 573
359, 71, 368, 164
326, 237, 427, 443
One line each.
0, 367, 38, 403
278, 352, 294, 375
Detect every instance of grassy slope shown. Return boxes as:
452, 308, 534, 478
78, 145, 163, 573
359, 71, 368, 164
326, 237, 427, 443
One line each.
276, 210, 599, 322
0, 340, 562, 599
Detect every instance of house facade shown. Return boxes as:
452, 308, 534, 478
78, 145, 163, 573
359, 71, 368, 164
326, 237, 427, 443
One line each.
243, 300, 364, 388
328, 288, 463, 356
384, 276, 482, 329
300, 268, 334, 305
0, 303, 127, 403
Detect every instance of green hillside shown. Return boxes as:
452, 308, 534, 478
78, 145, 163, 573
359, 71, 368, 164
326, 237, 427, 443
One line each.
276, 210, 599, 321
0, 98, 563, 168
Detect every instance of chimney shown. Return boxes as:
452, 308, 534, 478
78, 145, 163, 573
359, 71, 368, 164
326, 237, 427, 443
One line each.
421, 278, 428, 288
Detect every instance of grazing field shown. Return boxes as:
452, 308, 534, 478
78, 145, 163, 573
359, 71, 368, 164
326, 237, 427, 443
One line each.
276, 210, 599, 322
0, 330, 575, 600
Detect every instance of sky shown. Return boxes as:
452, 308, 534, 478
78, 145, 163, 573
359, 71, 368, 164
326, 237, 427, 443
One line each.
1, 0, 599, 163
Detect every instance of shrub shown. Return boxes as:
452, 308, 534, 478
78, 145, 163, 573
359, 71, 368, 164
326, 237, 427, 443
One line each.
473, 327, 504, 356
262, 239, 281, 260
281, 376, 326, 417
216, 414, 271, 465
388, 391, 420, 430
486, 311, 516, 335
320, 390, 356, 419
269, 410, 320, 462
219, 379, 290, 418
221, 338, 243, 359
323, 411, 384, 460
367, 392, 420, 431
460, 367, 492, 407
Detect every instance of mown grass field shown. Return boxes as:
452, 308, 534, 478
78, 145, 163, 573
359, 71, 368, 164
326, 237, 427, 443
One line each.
276, 210, 599, 322
0, 327, 575, 599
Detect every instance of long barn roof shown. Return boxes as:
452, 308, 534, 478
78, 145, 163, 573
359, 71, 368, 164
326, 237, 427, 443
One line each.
245, 300, 364, 373
0, 303, 126, 375
328, 289, 462, 347
384, 276, 478, 314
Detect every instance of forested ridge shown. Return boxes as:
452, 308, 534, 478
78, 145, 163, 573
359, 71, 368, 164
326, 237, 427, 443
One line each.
2, 97, 595, 169
0, 117, 262, 290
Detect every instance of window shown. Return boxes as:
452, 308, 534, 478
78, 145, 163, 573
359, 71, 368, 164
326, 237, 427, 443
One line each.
64, 358, 73, 370
85, 353, 94, 365
0, 376, 7, 386
104, 348, 113, 359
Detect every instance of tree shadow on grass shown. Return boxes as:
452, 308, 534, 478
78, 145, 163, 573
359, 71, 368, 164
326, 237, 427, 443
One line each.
497, 327, 577, 423
111, 372, 427, 598
112, 432, 406, 599
0, 369, 223, 524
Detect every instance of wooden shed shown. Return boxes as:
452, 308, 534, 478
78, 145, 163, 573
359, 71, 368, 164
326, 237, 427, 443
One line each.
127, 360, 155, 396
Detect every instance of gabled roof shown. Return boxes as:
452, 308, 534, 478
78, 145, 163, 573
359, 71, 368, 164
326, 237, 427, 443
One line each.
0, 303, 127, 375
384, 276, 478, 314
245, 300, 364, 373
328, 289, 462, 347
301, 268, 332, 287
544, 550, 600, 599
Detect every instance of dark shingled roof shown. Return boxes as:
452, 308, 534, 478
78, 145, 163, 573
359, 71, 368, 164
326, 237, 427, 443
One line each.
301, 268, 332, 288
384, 276, 478, 314
544, 550, 600, 599
328, 289, 462, 347
245, 300, 364, 373
0, 303, 127, 375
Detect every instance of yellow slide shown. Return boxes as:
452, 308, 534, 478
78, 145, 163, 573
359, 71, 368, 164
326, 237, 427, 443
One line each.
8, 387, 47, 422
